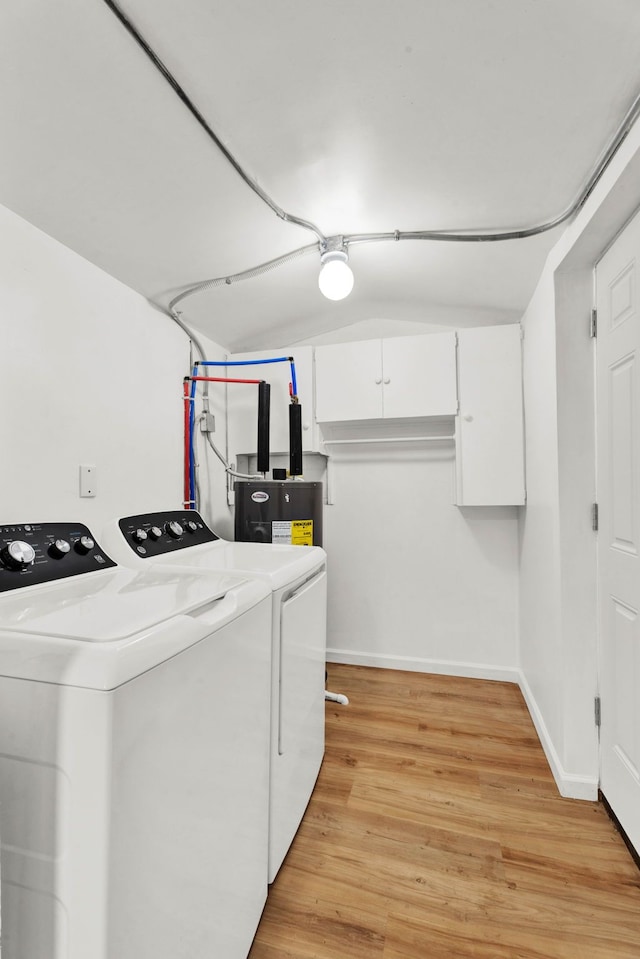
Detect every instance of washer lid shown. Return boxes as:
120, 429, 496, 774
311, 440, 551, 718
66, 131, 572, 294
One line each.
0, 565, 254, 642
0, 565, 270, 690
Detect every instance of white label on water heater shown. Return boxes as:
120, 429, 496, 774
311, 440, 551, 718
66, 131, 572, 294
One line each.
272, 521, 292, 544
251, 491, 269, 503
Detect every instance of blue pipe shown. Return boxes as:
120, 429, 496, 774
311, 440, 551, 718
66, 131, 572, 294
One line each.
197, 357, 290, 366
195, 356, 299, 397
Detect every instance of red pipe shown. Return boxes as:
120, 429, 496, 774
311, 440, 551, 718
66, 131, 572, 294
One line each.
183, 379, 191, 508
188, 376, 264, 384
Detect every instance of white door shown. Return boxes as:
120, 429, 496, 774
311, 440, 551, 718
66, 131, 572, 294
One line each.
596, 206, 640, 854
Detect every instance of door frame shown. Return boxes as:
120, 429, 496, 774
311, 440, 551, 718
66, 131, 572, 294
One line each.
519, 119, 640, 800
593, 206, 640, 844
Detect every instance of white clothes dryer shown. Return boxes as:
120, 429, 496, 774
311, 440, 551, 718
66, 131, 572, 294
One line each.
102, 509, 327, 883
0, 520, 271, 959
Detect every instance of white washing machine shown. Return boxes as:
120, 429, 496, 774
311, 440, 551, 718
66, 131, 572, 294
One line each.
102, 509, 327, 883
0, 520, 272, 959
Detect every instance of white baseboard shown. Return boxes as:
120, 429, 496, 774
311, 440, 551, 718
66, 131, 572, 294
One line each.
325, 647, 520, 684
517, 671, 598, 801
326, 648, 599, 801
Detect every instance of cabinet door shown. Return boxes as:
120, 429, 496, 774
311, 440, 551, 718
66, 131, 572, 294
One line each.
455, 325, 525, 505
314, 339, 383, 421
382, 332, 458, 418
227, 346, 317, 456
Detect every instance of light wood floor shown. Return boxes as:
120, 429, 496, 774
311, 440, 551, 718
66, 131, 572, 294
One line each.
248, 663, 640, 959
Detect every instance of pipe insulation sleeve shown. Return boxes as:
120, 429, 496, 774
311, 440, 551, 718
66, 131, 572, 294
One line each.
289, 403, 303, 477
257, 382, 271, 474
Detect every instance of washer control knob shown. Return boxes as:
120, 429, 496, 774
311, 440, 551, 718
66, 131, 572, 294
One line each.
185, 520, 198, 533
1, 540, 36, 570
133, 529, 148, 544
148, 526, 163, 541
75, 536, 95, 555
166, 521, 184, 539
50, 539, 71, 559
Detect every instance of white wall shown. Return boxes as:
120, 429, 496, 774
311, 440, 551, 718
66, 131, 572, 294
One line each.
290, 318, 521, 680
518, 271, 565, 772
323, 444, 519, 679
295, 310, 517, 347
0, 203, 229, 534
519, 114, 640, 798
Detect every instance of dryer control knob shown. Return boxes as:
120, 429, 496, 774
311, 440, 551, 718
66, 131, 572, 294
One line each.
148, 526, 163, 540
185, 520, 198, 533
1, 540, 36, 570
50, 539, 71, 559
133, 528, 148, 544
166, 521, 184, 539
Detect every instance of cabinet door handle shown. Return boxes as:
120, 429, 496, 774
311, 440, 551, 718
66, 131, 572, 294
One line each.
462, 413, 474, 422
375, 377, 382, 385
383, 377, 391, 385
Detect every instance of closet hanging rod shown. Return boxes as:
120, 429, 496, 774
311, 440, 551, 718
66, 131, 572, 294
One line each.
322, 435, 455, 446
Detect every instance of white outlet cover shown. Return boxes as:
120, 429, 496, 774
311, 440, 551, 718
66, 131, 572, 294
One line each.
79, 464, 97, 497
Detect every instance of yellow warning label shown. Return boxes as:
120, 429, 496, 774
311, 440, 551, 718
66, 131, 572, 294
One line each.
291, 519, 313, 546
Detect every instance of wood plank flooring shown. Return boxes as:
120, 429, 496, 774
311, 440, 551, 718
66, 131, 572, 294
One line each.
248, 664, 640, 959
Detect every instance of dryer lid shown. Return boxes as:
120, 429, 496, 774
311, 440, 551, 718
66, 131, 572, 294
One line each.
165, 540, 325, 584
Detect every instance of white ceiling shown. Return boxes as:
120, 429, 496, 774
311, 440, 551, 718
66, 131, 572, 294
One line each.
2, 0, 640, 350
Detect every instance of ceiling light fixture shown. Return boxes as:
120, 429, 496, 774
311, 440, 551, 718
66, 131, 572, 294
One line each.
318, 237, 354, 301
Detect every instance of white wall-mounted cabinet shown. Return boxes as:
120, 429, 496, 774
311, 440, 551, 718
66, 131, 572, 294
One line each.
314, 332, 458, 422
455, 324, 525, 506
226, 346, 319, 459
226, 327, 525, 505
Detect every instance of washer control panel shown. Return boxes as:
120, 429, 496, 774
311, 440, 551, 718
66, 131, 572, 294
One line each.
118, 510, 219, 558
0, 522, 116, 592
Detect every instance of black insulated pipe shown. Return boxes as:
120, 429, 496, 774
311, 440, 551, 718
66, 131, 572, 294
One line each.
257, 382, 271, 474
289, 403, 303, 477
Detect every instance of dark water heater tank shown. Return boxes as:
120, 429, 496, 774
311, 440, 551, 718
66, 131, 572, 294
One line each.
234, 481, 323, 547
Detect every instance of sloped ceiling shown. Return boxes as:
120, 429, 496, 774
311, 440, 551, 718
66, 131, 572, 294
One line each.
2, 0, 640, 350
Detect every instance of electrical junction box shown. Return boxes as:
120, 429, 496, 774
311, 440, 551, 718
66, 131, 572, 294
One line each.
234, 481, 323, 547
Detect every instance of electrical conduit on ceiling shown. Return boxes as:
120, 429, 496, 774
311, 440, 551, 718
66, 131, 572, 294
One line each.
101, 0, 640, 312
101, 0, 640, 509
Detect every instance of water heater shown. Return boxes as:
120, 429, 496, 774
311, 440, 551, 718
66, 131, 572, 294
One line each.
234, 481, 323, 546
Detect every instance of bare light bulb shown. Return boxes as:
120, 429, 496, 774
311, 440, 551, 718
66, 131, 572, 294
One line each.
318, 250, 354, 301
